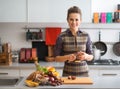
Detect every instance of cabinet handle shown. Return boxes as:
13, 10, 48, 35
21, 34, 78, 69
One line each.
102, 74, 117, 76
0, 73, 8, 75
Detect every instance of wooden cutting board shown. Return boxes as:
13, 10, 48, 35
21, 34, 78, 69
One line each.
61, 77, 93, 84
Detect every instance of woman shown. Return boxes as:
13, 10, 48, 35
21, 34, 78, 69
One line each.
54, 6, 93, 76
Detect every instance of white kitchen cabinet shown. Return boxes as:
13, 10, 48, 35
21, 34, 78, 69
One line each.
99, 70, 120, 77
20, 69, 35, 76
28, 0, 91, 23
0, 0, 26, 22
88, 69, 100, 77
0, 69, 19, 76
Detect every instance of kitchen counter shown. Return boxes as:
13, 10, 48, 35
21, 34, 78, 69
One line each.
1, 76, 120, 89
1, 62, 120, 88
0, 61, 120, 70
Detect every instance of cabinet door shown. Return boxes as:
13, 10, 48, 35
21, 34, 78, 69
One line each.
28, 0, 91, 22
89, 70, 99, 77
0, 0, 26, 22
0, 69, 19, 76
20, 69, 35, 76
99, 70, 119, 77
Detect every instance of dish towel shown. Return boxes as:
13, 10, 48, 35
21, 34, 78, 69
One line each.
45, 27, 61, 45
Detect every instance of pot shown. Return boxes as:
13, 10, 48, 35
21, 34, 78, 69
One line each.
93, 46, 104, 60
93, 31, 107, 56
113, 32, 120, 56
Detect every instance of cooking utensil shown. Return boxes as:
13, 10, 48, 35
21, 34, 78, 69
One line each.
113, 32, 120, 56
93, 46, 104, 60
93, 31, 107, 56
61, 77, 93, 84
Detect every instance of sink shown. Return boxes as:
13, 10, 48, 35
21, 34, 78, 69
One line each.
0, 76, 23, 86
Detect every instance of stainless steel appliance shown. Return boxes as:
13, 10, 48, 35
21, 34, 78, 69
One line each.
87, 59, 120, 65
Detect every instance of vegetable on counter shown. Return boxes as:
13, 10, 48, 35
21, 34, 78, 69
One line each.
25, 60, 63, 87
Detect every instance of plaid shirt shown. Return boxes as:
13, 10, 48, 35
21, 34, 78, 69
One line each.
54, 29, 93, 56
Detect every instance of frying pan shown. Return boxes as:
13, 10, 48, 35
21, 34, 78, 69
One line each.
113, 32, 120, 56
93, 31, 107, 56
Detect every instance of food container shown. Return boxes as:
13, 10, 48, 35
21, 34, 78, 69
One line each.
114, 12, 119, 22
101, 13, 106, 23
93, 12, 99, 23
93, 47, 101, 60
106, 12, 112, 23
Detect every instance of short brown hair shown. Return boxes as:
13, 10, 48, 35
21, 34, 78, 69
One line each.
67, 6, 82, 20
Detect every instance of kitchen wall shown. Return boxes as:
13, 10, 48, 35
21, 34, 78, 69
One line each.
0, 23, 120, 60
0, 23, 31, 50
0, 0, 120, 60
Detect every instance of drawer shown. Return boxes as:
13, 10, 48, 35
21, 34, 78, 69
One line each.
99, 70, 119, 77
0, 69, 19, 76
20, 69, 35, 76
89, 70, 99, 77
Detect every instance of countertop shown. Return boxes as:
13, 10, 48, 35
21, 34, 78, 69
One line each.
1, 76, 120, 89
1, 62, 120, 89
0, 61, 120, 70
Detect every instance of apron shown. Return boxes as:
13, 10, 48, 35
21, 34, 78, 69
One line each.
61, 31, 89, 76
62, 61, 89, 77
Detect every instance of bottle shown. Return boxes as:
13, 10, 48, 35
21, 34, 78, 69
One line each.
117, 4, 120, 22
114, 12, 119, 22
0, 38, 2, 53
26, 29, 31, 41
114, 4, 120, 23
39, 29, 42, 39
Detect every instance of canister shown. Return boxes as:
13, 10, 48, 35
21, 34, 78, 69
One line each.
117, 4, 120, 10
106, 12, 112, 23
101, 13, 106, 23
114, 12, 119, 22
93, 12, 99, 23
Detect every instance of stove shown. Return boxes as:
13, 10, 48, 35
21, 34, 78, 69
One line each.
87, 59, 120, 65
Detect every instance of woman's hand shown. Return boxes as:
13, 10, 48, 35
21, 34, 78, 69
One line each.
68, 54, 76, 62
76, 51, 88, 61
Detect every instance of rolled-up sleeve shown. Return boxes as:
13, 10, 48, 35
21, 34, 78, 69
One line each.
54, 36, 63, 56
86, 34, 93, 54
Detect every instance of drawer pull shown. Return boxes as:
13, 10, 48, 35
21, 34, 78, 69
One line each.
0, 73, 8, 75
102, 74, 117, 76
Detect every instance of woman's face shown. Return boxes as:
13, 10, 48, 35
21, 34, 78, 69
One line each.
67, 13, 81, 31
